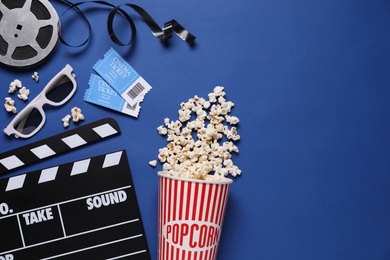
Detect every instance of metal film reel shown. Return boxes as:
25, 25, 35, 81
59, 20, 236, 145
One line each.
0, 0, 60, 68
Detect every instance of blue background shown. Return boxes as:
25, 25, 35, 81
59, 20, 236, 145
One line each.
1, 0, 390, 259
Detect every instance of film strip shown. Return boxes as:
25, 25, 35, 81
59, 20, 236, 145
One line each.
0, 118, 120, 175
59, 1, 196, 47
0, 150, 150, 259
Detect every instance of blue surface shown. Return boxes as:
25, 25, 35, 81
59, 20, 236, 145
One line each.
1, 0, 390, 259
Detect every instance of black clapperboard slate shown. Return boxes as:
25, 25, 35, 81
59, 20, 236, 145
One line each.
0, 150, 151, 259
0, 118, 121, 175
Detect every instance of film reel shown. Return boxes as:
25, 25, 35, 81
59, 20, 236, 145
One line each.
0, 0, 60, 68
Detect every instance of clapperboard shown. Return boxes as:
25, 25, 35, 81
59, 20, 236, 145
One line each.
0, 150, 150, 259
0, 118, 121, 175
0, 119, 151, 259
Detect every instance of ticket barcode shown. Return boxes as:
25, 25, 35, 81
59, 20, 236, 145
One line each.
0, 150, 150, 260
127, 82, 145, 100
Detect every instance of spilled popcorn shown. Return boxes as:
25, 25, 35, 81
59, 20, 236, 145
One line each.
31, 72, 39, 82
8, 79, 30, 100
17, 86, 30, 101
62, 107, 85, 127
71, 107, 85, 123
62, 114, 71, 128
153, 86, 241, 181
4, 97, 17, 113
149, 160, 158, 167
8, 79, 22, 93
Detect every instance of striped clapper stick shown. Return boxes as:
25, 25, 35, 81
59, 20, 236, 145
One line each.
0, 118, 120, 175
0, 150, 150, 259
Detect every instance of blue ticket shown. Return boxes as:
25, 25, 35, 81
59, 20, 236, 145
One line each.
93, 48, 152, 106
84, 74, 140, 117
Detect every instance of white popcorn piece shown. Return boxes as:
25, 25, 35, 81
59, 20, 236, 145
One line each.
17, 86, 30, 101
213, 86, 225, 96
226, 115, 239, 125
8, 85, 17, 94
158, 147, 169, 163
180, 101, 194, 110
215, 123, 224, 132
203, 101, 211, 109
149, 160, 157, 167
232, 134, 241, 141
71, 106, 82, 115
178, 109, 191, 122
157, 125, 168, 135
218, 96, 226, 104
72, 113, 84, 122
4, 97, 17, 113
31, 72, 39, 82
154, 86, 241, 181
196, 108, 207, 119
8, 79, 22, 93
62, 114, 71, 128
71, 107, 85, 122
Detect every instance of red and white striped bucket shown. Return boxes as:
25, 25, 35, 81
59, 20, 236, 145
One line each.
158, 171, 232, 260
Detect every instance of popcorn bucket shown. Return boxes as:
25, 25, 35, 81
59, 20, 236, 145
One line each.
158, 171, 232, 260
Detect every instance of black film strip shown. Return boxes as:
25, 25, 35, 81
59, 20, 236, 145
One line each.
0, 150, 150, 259
57, 0, 196, 47
0, 118, 120, 175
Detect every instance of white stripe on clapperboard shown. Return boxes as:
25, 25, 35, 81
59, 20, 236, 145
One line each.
5, 151, 123, 191
0, 122, 118, 171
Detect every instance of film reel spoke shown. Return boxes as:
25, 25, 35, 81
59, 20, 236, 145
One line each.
22, 0, 33, 13
0, 1, 6, 13
4, 42, 17, 60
